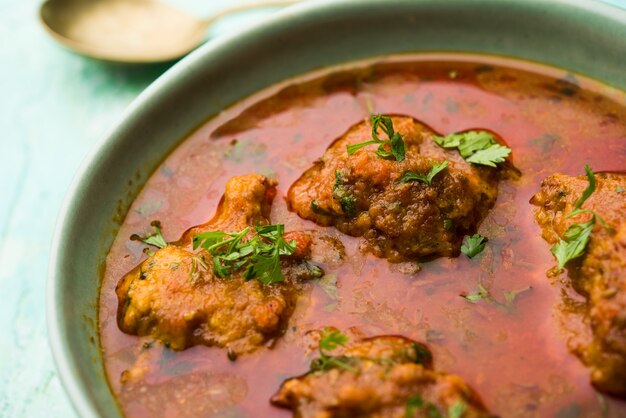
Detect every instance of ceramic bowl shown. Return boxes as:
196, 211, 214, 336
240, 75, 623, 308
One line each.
48, 0, 626, 416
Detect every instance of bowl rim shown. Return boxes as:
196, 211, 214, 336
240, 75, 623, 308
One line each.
47, 0, 626, 417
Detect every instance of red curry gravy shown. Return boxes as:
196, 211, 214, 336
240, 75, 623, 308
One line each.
99, 54, 626, 417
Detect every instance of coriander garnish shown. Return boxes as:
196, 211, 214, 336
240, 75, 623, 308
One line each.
340, 196, 357, 217
405, 394, 443, 418
551, 219, 594, 270
551, 165, 612, 270
192, 224, 296, 285
310, 327, 358, 373
461, 283, 492, 304
503, 286, 533, 305
399, 160, 448, 186
462, 283, 532, 309
333, 171, 358, 217
460, 234, 486, 258
347, 114, 406, 161
131, 220, 167, 250
449, 400, 467, 418
433, 130, 511, 167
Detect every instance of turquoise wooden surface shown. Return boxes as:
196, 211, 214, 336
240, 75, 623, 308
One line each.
0, 0, 624, 416
0, 1, 295, 416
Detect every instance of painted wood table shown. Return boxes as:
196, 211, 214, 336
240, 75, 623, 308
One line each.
0, 0, 296, 416
0, 0, 623, 416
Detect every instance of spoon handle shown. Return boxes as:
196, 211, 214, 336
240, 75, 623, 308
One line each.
200, 0, 299, 27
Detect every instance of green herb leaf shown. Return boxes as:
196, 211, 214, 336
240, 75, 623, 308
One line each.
405, 394, 442, 418
333, 170, 358, 217
462, 292, 486, 303
550, 165, 607, 270
405, 395, 424, 418
427, 404, 443, 418
310, 354, 358, 373
192, 230, 229, 250
449, 400, 467, 418
433, 133, 463, 148
193, 224, 295, 284
333, 170, 345, 197
310, 328, 359, 373
340, 195, 357, 217
133, 221, 168, 249
616, 187, 625, 194
457, 131, 495, 157
461, 234, 486, 258
463, 283, 532, 310
347, 115, 406, 162
319, 327, 349, 351
346, 140, 379, 155
433, 130, 511, 167
551, 218, 594, 270
568, 165, 595, 218
399, 161, 448, 186
390, 132, 406, 161
503, 286, 533, 305
465, 144, 511, 167
461, 284, 491, 304
399, 172, 428, 184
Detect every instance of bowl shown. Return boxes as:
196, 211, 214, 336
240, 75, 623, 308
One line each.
47, 0, 626, 416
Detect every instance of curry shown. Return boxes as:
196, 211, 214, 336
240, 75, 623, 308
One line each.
99, 54, 626, 417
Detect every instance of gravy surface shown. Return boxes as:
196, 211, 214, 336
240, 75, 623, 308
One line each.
100, 54, 626, 417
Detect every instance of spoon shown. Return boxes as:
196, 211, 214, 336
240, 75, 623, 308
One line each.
39, 0, 297, 63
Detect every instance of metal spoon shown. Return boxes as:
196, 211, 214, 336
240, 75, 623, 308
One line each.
39, 0, 296, 63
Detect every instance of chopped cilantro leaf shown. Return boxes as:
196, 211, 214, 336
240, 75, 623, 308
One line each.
551, 218, 594, 270
433, 132, 463, 148
132, 220, 168, 250
462, 284, 491, 304
465, 144, 511, 167
550, 165, 613, 270
449, 400, 467, 418
399, 161, 448, 186
347, 114, 406, 161
462, 284, 532, 310
319, 327, 348, 351
311, 200, 332, 216
193, 224, 296, 285
503, 286, 533, 305
310, 328, 358, 373
456, 131, 495, 157
568, 165, 596, 218
333, 170, 358, 217
433, 130, 511, 167
340, 195, 357, 217
460, 234, 486, 258
405, 395, 424, 418
405, 394, 443, 418
389, 129, 407, 161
